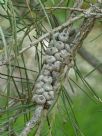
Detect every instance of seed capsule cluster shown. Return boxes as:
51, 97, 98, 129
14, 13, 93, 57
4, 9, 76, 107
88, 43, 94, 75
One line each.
32, 29, 73, 108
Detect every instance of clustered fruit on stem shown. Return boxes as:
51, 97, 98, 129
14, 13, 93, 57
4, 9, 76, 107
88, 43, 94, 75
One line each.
32, 29, 73, 108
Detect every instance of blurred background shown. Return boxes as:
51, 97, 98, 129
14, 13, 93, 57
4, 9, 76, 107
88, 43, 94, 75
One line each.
0, 0, 102, 135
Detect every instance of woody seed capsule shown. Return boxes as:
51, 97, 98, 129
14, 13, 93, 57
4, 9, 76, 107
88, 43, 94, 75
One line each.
43, 76, 52, 84
60, 49, 70, 58
52, 71, 60, 79
43, 91, 54, 101
45, 55, 56, 64
45, 47, 58, 55
35, 81, 44, 89
43, 92, 50, 100
58, 32, 69, 42
44, 63, 54, 71
53, 82, 60, 91
48, 91, 54, 99
42, 69, 51, 76
54, 41, 65, 50
43, 83, 53, 92
37, 75, 44, 81
32, 94, 46, 105
35, 88, 45, 95
64, 44, 71, 52
54, 52, 63, 62
53, 61, 61, 71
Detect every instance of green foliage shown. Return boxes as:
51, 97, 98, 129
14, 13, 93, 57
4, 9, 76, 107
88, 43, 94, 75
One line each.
0, 0, 4, 4
0, 0, 102, 135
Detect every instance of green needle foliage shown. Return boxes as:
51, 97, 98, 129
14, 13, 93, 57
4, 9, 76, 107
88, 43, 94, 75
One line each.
0, 0, 102, 136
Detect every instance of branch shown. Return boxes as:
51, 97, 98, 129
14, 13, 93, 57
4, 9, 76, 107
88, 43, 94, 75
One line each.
19, 15, 83, 54
0, 7, 102, 66
78, 47, 102, 74
0, 14, 83, 66
20, 106, 43, 136
19, 3, 102, 135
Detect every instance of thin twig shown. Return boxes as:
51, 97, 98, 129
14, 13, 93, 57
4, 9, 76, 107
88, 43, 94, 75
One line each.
19, 8, 98, 136
0, 14, 84, 66
19, 14, 83, 54
20, 106, 43, 136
